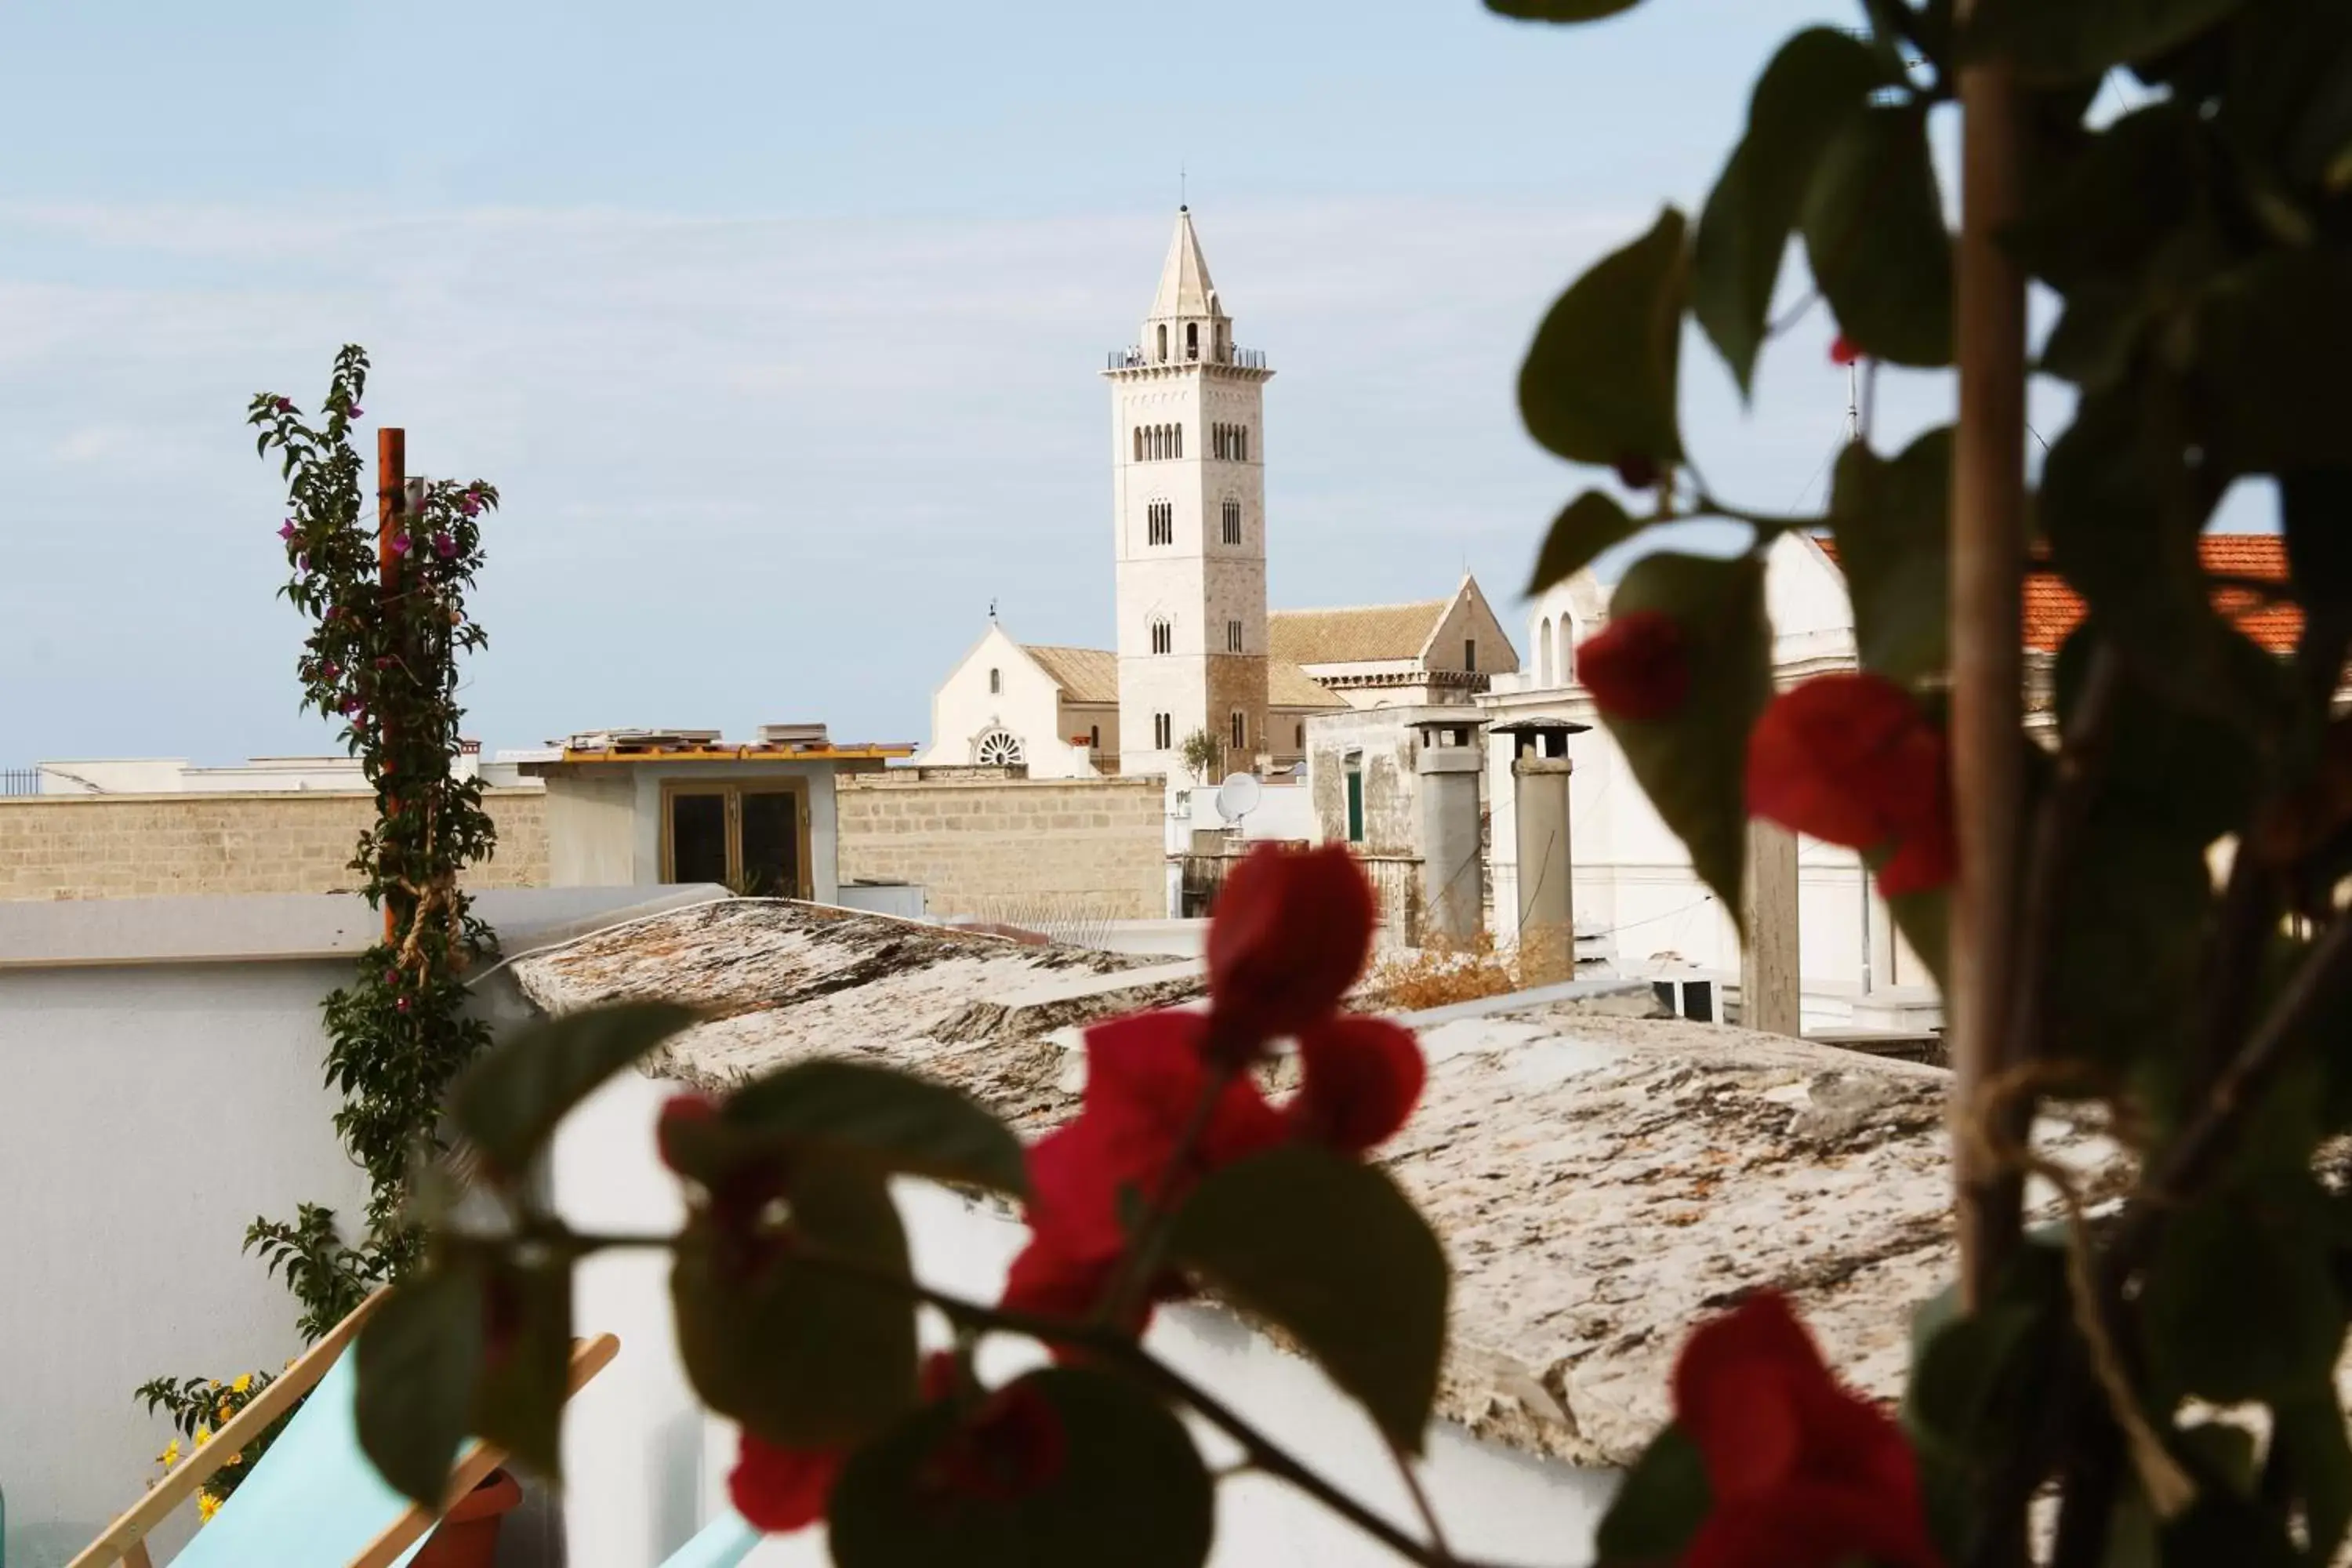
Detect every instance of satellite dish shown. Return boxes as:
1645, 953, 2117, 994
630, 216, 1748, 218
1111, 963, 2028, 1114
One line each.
1214, 772, 1262, 827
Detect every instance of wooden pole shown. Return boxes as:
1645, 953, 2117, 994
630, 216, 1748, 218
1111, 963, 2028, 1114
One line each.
1947, 13, 2031, 1310
378, 427, 405, 947
1740, 821, 1802, 1036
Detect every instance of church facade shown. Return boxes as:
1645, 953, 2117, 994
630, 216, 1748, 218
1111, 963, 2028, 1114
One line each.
922, 209, 1515, 782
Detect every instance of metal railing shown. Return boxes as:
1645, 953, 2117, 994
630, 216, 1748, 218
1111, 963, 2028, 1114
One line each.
1, 768, 40, 797
1105, 344, 1269, 372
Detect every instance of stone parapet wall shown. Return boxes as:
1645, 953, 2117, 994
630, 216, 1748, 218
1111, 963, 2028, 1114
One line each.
838, 775, 1164, 920
0, 789, 548, 902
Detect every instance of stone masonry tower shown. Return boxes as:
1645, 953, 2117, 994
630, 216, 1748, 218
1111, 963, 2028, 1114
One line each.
1105, 207, 1273, 781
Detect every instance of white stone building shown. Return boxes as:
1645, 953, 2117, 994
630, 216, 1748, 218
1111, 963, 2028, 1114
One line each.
925, 209, 1512, 784
1270, 576, 1518, 714
1482, 534, 1940, 1033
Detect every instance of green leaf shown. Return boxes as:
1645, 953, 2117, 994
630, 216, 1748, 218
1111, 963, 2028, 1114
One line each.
1693, 29, 1893, 395
1828, 427, 1951, 683
469, 1257, 572, 1481
449, 1002, 698, 1175
1167, 1145, 1448, 1453
1519, 208, 1689, 472
2271, 1390, 2352, 1566
2041, 390, 2289, 729
829, 1367, 1213, 1568
2195, 248, 2352, 477
1600, 552, 1772, 920
1966, 0, 2249, 84
2143, 1185, 2345, 1405
1592, 1425, 1708, 1565
672, 1160, 918, 1448
1527, 489, 1642, 595
1885, 884, 1951, 994
717, 1058, 1029, 1197
1903, 1239, 2064, 1462
1800, 105, 1954, 368
355, 1266, 486, 1508
1484, 0, 1642, 19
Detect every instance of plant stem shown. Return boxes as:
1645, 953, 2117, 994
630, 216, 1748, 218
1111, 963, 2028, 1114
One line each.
2110, 911, 2352, 1276
1948, 0, 2032, 1322
1385, 1434, 1458, 1565
575, 1213, 1493, 1568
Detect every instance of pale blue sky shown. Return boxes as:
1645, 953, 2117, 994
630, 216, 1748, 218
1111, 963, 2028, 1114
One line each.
0, 3, 2242, 760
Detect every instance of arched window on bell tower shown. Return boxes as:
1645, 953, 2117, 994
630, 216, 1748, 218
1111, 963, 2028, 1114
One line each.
1156, 323, 1168, 362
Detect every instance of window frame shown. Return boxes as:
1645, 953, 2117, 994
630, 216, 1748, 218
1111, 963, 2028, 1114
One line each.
659, 778, 812, 898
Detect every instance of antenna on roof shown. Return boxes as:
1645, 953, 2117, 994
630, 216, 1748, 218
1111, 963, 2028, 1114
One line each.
1180, 161, 1188, 209
989, 597, 998, 622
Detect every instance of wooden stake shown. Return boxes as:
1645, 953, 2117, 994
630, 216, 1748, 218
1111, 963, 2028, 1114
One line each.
1948, 16, 2031, 1310
378, 427, 405, 947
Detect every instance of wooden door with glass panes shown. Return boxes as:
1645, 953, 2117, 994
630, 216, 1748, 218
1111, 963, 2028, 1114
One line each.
660, 780, 810, 897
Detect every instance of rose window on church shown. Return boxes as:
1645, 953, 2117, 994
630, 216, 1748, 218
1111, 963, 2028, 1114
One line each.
975, 728, 1025, 766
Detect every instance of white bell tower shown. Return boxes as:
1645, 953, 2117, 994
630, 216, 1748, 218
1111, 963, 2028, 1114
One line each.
1105, 206, 1273, 780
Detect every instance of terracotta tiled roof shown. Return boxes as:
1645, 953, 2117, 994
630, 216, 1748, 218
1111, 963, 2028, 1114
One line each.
1022, 645, 1118, 705
1269, 600, 1450, 666
1270, 659, 1346, 710
1812, 534, 2297, 654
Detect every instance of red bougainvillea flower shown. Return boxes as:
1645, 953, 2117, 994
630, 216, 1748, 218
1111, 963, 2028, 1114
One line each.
1673, 1293, 1944, 1568
732, 1353, 1064, 1534
1830, 334, 1861, 366
272, 396, 294, 414
1021, 1011, 1288, 1269
922, 1376, 1069, 1504
1746, 673, 1956, 897
731, 1432, 845, 1534
1288, 1014, 1425, 1155
1205, 843, 1377, 1057
1576, 611, 1691, 721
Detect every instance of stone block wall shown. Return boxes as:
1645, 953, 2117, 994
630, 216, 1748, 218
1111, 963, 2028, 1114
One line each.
0, 789, 549, 902
838, 775, 1164, 920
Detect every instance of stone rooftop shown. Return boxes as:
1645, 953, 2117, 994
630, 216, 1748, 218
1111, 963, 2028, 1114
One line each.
510, 899, 2126, 1468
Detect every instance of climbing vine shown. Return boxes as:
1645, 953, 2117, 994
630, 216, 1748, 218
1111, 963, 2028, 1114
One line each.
248, 343, 503, 1293
139, 347, 503, 1498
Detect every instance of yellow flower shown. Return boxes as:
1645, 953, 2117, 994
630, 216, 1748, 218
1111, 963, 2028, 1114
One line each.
198, 1491, 221, 1524
194, 1424, 212, 1448
225, 1450, 243, 1468
231, 1373, 254, 1395
208, 1380, 222, 1392
160, 1439, 182, 1467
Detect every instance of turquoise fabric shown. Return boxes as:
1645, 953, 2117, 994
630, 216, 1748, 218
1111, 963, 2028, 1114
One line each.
168, 1354, 428, 1568
660, 1512, 761, 1568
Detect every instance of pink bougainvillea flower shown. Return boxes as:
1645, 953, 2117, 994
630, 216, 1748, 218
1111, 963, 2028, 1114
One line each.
1576, 610, 1692, 722
272, 396, 294, 414
347, 404, 363, 418
390, 532, 412, 557
1672, 1293, 1944, 1568
339, 697, 361, 716
297, 553, 309, 571
434, 531, 456, 559
460, 492, 483, 517
322, 662, 341, 681
1204, 843, 1377, 1056
1745, 674, 1955, 898
278, 519, 297, 541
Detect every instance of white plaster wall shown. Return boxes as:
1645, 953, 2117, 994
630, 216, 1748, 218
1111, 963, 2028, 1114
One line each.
551, 1073, 1613, 1568
546, 769, 639, 887
1489, 534, 1930, 1025
0, 960, 372, 1565
921, 625, 1095, 779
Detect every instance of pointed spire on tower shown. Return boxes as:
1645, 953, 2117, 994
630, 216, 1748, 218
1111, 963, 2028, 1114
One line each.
1148, 206, 1225, 325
